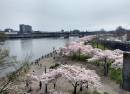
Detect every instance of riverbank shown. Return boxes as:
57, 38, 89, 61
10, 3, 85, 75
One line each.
4, 53, 130, 94
0, 37, 79, 78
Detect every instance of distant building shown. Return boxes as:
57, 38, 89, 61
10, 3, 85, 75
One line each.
19, 24, 32, 34
4, 28, 13, 32
4, 28, 18, 35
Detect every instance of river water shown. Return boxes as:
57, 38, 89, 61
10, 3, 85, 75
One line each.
0, 37, 79, 77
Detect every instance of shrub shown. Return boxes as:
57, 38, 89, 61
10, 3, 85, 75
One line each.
104, 92, 109, 94
92, 90, 101, 94
70, 54, 90, 61
79, 54, 90, 61
49, 63, 60, 69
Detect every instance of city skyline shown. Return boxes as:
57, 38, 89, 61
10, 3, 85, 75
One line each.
0, 0, 130, 31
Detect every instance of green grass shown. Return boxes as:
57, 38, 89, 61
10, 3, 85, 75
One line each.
89, 40, 110, 50
91, 60, 122, 84
109, 68, 122, 84
90, 60, 101, 66
70, 54, 91, 61
93, 42, 109, 50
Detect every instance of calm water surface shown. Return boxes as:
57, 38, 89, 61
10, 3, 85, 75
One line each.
0, 37, 79, 77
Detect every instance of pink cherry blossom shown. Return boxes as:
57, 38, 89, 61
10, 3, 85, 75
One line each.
41, 65, 102, 89
61, 35, 123, 69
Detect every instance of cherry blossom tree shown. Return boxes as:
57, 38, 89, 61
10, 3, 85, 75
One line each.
61, 43, 123, 79
41, 65, 101, 94
59, 35, 123, 79
61, 38, 123, 70
62, 39, 123, 68
87, 49, 123, 69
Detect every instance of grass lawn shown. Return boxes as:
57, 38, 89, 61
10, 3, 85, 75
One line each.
87, 40, 110, 50
109, 68, 122, 84
70, 54, 91, 61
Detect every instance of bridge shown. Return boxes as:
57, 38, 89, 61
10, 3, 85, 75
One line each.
6, 32, 96, 39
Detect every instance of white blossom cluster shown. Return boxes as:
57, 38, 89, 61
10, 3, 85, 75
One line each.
61, 35, 123, 69
28, 65, 102, 90
41, 65, 101, 89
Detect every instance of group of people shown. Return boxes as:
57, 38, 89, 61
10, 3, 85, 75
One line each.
25, 79, 42, 93
33, 50, 57, 66
25, 50, 58, 93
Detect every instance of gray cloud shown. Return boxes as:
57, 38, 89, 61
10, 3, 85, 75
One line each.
0, 0, 130, 31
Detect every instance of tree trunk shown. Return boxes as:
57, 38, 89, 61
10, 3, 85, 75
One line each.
73, 85, 77, 94
104, 43, 106, 50
78, 49, 81, 60
80, 85, 83, 91
45, 84, 48, 93
106, 63, 109, 76
104, 57, 108, 76
104, 60, 109, 77
54, 83, 56, 89
97, 41, 98, 48
45, 66, 46, 73
104, 63, 106, 76
92, 41, 94, 47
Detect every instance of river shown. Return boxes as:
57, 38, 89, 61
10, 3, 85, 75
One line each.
0, 37, 79, 77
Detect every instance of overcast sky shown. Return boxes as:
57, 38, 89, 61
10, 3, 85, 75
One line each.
0, 0, 130, 31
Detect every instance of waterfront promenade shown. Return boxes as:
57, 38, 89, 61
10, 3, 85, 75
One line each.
6, 52, 129, 94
